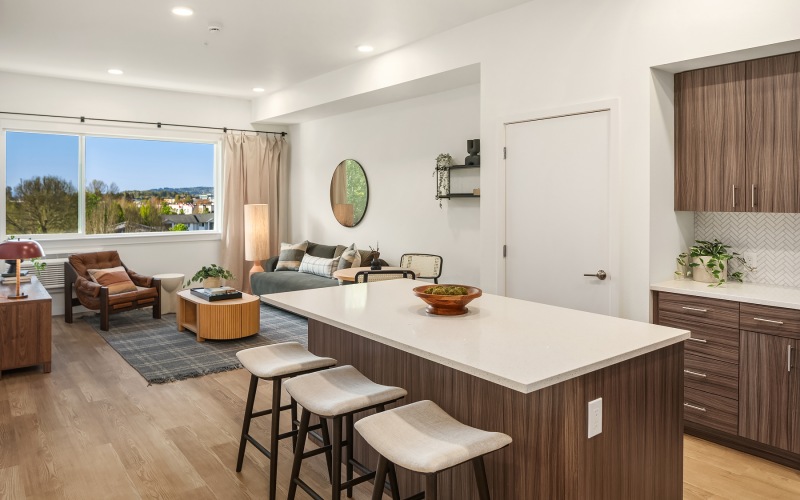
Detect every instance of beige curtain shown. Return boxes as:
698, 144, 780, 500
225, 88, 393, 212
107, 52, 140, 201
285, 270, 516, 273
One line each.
221, 133, 288, 292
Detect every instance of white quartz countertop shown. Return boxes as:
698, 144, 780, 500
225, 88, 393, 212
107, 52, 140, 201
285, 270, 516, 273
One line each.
262, 280, 689, 394
651, 280, 800, 310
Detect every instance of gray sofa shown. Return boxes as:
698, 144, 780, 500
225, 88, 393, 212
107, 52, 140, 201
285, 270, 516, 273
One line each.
250, 242, 380, 296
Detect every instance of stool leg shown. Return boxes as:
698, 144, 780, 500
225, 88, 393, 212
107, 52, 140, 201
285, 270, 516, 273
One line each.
425, 473, 438, 500
291, 397, 299, 449
268, 378, 283, 500
288, 408, 311, 500
331, 416, 343, 500
345, 414, 354, 498
387, 462, 401, 500
472, 457, 490, 500
236, 374, 258, 472
319, 417, 334, 482
371, 455, 389, 500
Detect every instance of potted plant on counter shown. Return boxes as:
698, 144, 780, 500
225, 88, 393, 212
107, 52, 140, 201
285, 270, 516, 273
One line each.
676, 239, 754, 287
186, 264, 235, 288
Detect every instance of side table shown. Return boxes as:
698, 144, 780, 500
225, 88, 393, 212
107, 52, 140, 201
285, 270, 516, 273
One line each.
153, 273, 185, 314
177, 290, 260, 342
0, 276, 52, 378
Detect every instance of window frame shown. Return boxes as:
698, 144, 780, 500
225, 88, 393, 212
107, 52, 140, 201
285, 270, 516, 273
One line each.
1, 117, 223, 245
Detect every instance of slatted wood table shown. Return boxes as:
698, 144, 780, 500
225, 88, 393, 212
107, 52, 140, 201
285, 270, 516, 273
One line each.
176, 290, 260, 342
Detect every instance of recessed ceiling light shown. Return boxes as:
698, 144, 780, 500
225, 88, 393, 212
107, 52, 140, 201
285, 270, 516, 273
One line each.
357, 45, 374, 53
253, 87, 265, 92
107, 68, 124, 75
172, 6, 194, 16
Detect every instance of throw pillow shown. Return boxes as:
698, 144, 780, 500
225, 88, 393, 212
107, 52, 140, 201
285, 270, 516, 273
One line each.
298, 254, 340, 279
87, 266, 137, 295
336, 243, 362, 271
275, 241, 309, 271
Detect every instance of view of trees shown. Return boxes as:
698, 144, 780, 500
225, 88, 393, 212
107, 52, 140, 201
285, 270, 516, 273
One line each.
5, 175, 213, 234
345, 160, 368, 222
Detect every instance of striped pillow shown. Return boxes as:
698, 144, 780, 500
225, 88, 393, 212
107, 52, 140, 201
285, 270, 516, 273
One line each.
87, 266, 137, 294
275, 241, 309, 271
298, 254, 339, 278
336, 244, 362, 271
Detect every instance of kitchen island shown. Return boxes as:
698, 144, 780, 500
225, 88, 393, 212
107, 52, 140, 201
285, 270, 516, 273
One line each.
263, 279, 689, 499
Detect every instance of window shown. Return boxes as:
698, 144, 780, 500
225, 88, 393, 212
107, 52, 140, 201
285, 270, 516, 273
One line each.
4, 130, 217, 237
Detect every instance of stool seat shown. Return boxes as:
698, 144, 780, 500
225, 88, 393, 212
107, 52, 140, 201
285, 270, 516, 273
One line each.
355, 400, 512, 474
236, 342, 336, 379
284, 365, 407, 418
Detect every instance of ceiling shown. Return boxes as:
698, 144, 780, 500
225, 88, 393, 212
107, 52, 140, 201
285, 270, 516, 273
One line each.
0, 0, 529, 99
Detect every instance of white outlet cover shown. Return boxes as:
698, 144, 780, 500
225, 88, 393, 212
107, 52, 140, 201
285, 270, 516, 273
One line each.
588, 398, 602, 438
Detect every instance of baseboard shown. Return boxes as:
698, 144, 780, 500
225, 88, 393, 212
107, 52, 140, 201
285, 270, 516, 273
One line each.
685, 424, 800, 470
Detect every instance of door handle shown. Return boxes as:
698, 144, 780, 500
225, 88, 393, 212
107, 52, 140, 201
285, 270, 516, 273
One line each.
789, 345, 793, 373
583, 270, 607, 280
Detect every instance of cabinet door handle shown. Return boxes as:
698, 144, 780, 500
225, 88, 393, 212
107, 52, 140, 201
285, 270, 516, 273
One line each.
732, 185, 736, 208
686, 337, 707, 344
682, 306, 709, 313
684, 369, 707, 378
754, 317, 784, 325
789, 345, 793, 373
752, 184, 757, 208
684, 403, 707, 412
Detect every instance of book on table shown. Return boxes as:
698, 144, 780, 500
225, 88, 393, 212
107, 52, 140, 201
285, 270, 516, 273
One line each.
190, 287, 242, 301
2, 275, 32, 285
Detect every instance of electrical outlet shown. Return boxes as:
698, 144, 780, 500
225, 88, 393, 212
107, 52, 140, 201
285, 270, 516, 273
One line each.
588, 398, 602, 438
742, 252, 758, 271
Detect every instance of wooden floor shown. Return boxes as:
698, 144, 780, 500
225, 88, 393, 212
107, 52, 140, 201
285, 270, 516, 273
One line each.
0, 318, 799, 499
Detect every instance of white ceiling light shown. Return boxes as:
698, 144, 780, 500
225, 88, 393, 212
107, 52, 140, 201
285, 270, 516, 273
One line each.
253, 87, 265, 92
107, 68, 124, 75
172, 7, 194, 16
357, 45, 374, 53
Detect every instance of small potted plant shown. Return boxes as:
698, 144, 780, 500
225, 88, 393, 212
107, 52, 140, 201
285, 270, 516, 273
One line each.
433, 153, 452, 208
186, 264, 235, 288
676, 239, 754, 287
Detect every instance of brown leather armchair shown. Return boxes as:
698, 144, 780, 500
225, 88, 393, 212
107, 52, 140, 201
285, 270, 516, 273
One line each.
64, 251, 161, 331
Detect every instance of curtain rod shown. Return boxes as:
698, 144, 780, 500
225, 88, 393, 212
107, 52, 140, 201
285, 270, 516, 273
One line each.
0, 111, 287, 136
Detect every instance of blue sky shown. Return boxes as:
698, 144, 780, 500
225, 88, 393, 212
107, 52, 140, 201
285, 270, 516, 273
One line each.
6, 131, 214, 192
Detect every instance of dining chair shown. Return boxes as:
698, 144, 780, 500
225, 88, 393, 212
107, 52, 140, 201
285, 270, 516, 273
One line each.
354, 270, 416, 283
399, 254, 443, 283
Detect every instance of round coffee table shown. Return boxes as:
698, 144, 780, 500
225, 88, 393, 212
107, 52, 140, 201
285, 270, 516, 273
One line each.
153, 273, 185, 314
176, 290, 260, 342
332, 266, 409, 283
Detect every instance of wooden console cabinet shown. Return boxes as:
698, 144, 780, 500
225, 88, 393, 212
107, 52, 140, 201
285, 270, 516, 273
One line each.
0, 277, 52, 377
654, 291, 800, 469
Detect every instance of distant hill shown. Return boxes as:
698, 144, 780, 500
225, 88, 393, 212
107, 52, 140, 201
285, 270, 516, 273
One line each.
124, 186, 214, 197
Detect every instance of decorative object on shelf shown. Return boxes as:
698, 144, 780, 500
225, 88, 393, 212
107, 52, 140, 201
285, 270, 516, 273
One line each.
434, 153, 452, 208
0, 237, 45, 299
413, 284, 482, 315
465, 139, 480, 166
186, 264, 236, 288
369, 243, 382, 270
330, 159, 369, 227
244, 204, 270, 282
676, 239, 755, 287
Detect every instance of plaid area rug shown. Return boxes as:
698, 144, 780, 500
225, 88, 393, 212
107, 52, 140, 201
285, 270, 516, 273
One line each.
83, 304, 307, 384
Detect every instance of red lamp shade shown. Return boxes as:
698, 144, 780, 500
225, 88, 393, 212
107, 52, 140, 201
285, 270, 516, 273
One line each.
0, 240, 45, 260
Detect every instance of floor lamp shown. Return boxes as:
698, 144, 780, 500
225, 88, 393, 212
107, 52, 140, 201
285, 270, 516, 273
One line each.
0, 239, 45, 299
244, 204, 270, 283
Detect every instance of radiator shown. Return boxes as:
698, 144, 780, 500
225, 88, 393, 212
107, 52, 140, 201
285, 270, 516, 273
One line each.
18, 257, 68, 290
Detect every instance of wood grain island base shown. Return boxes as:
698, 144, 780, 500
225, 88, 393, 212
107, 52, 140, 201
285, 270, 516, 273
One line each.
177, 290, 260, 342
263, 280, 689, 499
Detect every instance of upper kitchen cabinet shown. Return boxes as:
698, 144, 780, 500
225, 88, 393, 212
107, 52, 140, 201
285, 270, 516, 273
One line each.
746, 53, 800, 213
675, 52, 800, 213
675, 62, 746, 212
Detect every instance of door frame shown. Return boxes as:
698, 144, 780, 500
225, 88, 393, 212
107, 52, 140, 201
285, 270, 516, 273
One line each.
496, 99, 621, 316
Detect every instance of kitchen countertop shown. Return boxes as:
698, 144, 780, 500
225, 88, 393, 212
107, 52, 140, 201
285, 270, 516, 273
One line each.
262, 279, 689, 393
651, 279, 800, 310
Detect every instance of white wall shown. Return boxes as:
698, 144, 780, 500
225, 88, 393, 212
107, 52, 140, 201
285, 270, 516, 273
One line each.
288, 84, 480, 284
257, 0, 800, 321
0, 71, 258, 314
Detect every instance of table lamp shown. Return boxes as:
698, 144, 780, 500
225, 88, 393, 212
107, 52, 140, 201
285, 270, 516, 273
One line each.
244, 204, 270, 281
0, 239, 45, 299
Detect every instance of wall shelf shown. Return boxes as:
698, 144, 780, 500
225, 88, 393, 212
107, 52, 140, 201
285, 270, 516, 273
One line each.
444, 164, 480, 170
439, 193, 480, 199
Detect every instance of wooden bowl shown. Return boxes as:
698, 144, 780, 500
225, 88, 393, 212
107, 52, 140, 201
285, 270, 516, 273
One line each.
413, 284, 482, 316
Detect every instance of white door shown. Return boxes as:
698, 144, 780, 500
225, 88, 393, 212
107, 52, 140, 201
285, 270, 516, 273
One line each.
504, 110, 615, 315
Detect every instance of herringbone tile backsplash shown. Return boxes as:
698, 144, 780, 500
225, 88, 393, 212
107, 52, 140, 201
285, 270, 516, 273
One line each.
695, 212, 800, 287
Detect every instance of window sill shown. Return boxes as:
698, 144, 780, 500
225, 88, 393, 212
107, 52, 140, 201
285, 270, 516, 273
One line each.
29, 231, 222, 250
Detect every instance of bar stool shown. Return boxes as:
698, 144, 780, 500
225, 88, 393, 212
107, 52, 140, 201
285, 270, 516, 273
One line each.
355, 400, 512, 500
235, 342, 337, 500
284, 365, 407, 500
